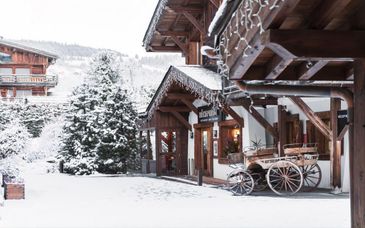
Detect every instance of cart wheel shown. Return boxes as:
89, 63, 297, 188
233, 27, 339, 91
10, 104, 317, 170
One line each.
251, 172, 268, 192
266, 161, 303, 196
301, 164, 322, 191
227, 171, 254, 196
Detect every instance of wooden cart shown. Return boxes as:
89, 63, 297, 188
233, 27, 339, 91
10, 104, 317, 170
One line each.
226, 143, 321, 196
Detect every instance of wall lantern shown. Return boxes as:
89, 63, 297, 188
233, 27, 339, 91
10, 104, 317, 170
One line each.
213, 130, 218, 138
190, 131, 194, 139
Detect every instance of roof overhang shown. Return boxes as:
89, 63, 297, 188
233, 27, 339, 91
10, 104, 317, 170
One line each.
142, 0, 205, 54
0, 39, 59, 60
211, 0, 365, 83
145, 65, 222, 120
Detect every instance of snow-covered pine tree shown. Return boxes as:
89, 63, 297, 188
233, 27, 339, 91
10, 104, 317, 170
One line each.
60, 51, 139, 175
60, 84, 101, 175
96, 87, 138, 173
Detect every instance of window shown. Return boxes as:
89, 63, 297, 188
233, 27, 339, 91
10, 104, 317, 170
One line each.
15, 68, 31, 75
0, 68, 12, 74
0, 52, 12, 63
16, 90, 32, 98
218, 120, 242, 163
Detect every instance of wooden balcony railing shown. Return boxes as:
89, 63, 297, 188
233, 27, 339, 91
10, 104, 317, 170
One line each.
0, 74, 58, 87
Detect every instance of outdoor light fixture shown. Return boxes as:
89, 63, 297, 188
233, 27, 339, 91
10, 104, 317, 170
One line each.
213, 130, 218, 138
190, 131, 194, 139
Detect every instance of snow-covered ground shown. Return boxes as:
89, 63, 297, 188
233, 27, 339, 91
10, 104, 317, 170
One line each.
0, 164, 350, 228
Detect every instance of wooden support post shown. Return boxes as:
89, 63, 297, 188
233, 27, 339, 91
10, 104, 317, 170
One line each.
298, 60, 329, 80
139, 131, 143, 156
182, 11, 205, 35
171, 111, 192, 130
170, 36, 188, 55
330, 98, 342, 189
146, 130, 152, 160
241, 102, 278, 139
278, 105, 287, 156
198, 168, 203, 186
155, 128, 161, 176
289, 96, 332, 140
180, 98, 198, 114
265, 55, 293, 80
352, 59, 365, 228
222, 106, 244, 127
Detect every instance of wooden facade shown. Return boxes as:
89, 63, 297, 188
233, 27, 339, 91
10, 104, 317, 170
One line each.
0, 40, 58, 97
143, 1, 365, 226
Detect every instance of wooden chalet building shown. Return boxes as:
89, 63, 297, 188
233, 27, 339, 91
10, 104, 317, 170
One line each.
0, 39, 58, 98
141, 0, 365, 226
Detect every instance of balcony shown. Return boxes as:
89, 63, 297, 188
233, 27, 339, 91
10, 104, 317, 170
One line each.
0, 74, 58, 87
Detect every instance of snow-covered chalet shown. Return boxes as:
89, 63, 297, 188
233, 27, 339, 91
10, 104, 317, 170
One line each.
0, 39, 58, 98
139, 0, 355, 194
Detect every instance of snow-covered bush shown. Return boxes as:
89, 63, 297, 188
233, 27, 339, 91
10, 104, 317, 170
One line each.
0, 101, 65, 137
0, 119, 31, 159
60, 51, 139, 175
24, 116, 65, 162
0, 119, 31, 181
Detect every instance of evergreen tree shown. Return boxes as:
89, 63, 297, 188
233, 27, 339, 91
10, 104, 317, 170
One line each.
60, 51, 139, 175
60, 84, 100, 175
96, 87, 138, 173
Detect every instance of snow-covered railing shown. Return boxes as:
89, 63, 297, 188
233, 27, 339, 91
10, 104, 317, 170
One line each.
0, 74, 58, 86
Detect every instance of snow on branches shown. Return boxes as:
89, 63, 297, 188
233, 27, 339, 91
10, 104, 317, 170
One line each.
60, 51, 139, 175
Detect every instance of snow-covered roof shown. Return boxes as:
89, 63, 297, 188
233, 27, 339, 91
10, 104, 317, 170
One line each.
142, 0, 169, 49
174, 65, 222, 90
0, 39, 59, 60
144, 65, 222, 120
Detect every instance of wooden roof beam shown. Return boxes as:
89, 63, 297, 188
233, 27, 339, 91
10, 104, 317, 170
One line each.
171, 111, 192, 130
180, 99, 198, 115
308, 0, 352, 29
149, 46, 181, 52
230, 40, 265, 80
262, 30, 365, 59
289, 96, 332, 140
346, 68, 354, 80
170, 36, 188, 55
157, 31, 189, 37
158, 106, 191, 112
166, 93, 196, 100
167, 5, 204, 14
241, 102, 278, 139
298, 60, 330, 80
182, 11, 206, 35
240, 64, 350, 81
269, 0, 301, 29
209, 0, 219, 8
228, 97, 278, 107
222, 106, 244, 127
265, 55, 293, 80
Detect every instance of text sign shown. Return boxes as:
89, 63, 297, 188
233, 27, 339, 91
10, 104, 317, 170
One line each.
198, 106, 222, 123
337, 110, 348, 134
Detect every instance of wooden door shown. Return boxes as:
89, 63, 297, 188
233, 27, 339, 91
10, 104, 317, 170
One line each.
200, 128, 213, 176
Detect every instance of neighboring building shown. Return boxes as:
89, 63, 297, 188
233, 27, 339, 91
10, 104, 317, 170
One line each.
140, 0, 357, 193
0, 39, 58, 98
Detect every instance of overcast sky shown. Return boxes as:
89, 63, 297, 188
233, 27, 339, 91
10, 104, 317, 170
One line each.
1, 0, 159, 55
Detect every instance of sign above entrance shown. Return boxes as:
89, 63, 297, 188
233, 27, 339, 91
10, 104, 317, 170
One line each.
198, 105, 222, 123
